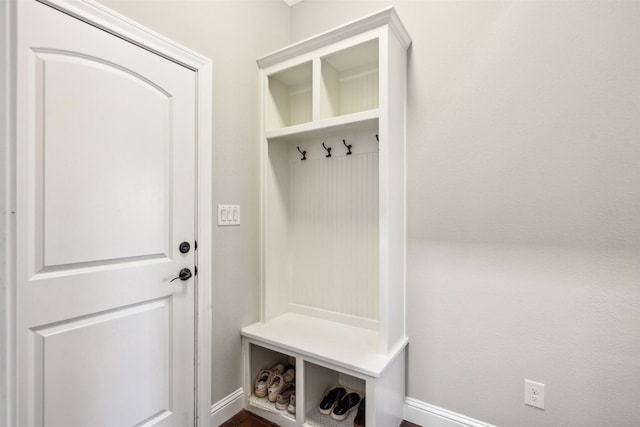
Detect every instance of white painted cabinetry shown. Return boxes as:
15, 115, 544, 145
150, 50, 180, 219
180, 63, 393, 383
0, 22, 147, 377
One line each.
242, 7, 411, 426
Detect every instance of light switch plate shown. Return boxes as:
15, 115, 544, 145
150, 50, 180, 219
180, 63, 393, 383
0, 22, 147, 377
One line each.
218, 204, 240, 226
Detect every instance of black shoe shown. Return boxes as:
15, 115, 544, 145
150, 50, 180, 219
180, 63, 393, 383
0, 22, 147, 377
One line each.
354, 397, 365, 427
331, 392, 361, 421
319, 387, 346, 414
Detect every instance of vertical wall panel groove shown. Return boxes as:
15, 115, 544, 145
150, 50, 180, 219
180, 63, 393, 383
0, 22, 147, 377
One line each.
290, 150, 378, 320
340, 71, 378, 115
289, 89, 312, 125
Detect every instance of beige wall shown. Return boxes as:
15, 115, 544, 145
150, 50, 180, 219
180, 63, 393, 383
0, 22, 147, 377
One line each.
96, 0, 290, 404
96, 1, 640, 425
290, 1, 640, 426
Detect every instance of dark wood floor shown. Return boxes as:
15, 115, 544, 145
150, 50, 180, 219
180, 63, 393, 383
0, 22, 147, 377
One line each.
219, 410, 421, 427
219, 410, 279, 427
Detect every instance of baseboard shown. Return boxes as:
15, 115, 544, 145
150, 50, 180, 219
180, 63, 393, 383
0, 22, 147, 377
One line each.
210, 388, 244, 427
209, 390, 492, 427
404, 397, 496, 427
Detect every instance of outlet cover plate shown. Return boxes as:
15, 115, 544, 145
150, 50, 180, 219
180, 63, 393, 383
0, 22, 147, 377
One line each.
524, 379, 545, 409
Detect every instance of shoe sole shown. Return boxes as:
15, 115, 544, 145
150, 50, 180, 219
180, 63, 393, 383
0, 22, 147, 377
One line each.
331, 404, 357, 421
319, 403, 335, 415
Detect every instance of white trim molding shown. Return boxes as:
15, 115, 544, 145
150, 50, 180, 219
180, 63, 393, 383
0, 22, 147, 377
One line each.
0, 2, 17, 426
257, 6, 411, 68
404, 398, 497, 427
210, 388, 245, 427
1, 1, 212, 426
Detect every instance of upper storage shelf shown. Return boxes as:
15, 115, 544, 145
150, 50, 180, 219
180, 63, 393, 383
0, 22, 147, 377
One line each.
267, 61, 312, 129
320, 38, 379, 119
259, 6, 410, 138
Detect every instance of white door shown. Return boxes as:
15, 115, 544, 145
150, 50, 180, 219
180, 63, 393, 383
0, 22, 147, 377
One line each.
16, 1, 197, 426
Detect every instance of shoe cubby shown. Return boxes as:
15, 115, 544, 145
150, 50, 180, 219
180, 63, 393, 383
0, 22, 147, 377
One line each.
244, 7, 411, 426
247, 343, 297, 421
320, 39, 379, 119
266, 61, 312, 130
304, 361, 365, 427
243, 338, 406, 427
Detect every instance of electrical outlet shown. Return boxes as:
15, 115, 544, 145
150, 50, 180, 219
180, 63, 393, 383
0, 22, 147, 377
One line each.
524, 379, 545, 409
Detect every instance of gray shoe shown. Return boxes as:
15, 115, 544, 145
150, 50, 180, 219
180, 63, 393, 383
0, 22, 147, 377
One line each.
275, 382, 295, 410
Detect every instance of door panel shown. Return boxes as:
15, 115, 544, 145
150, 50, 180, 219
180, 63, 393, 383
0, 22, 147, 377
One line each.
17, 2, 197, 426
38, 51, 172, 268
33, 299, 171, 427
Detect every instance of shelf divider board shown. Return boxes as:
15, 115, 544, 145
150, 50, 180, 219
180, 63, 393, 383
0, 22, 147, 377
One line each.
305, 406, 358, 427
248, 394, 295, 421
312, 57, 321, 122
265, 109, 378, 142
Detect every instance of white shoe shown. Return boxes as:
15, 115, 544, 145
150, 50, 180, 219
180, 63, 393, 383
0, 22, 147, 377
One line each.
255, 363, 284, 398
268, 367, 294, 402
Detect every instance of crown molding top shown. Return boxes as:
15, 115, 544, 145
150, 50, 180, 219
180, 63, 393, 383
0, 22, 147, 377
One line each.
257, 6, 412, 69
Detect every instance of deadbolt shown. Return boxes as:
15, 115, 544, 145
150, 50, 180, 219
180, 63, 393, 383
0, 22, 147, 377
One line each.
179, 241, 191, 254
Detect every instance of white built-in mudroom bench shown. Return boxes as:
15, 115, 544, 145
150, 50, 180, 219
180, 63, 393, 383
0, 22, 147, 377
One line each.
241, 7, 411, 427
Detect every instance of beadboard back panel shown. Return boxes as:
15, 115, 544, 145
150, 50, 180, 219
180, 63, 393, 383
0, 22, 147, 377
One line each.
289, 147, 379, 321
289, 88, 312, 126
339, 70, 378, 116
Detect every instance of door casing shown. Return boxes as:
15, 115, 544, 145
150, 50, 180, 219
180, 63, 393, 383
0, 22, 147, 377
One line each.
0, 1, 213, 426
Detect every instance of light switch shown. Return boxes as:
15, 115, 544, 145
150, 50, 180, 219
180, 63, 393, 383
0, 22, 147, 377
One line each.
218, 204, 240, 226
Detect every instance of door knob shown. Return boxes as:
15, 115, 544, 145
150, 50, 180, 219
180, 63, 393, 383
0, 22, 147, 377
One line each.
170, 268, 192, 282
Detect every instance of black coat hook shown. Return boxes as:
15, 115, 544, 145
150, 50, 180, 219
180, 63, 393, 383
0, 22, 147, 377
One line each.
343, 139, 352, 155
322, 142, 332, 158
375, 134, 379, 142
297, 146, 306, 161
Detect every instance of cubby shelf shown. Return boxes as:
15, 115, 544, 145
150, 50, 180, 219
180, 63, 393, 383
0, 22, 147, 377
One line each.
248, 394, 295, 420
265, 109, 379, 142
243, 6, 410, 427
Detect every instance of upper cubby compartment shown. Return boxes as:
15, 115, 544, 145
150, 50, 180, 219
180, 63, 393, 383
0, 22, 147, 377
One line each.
267, 61, 312, 130
320, 39, 379, 119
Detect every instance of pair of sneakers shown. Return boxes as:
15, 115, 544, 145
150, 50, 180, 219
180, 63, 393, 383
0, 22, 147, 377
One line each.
254, 363, 296, 403
318, 386, 362, 421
